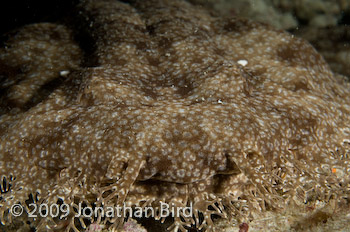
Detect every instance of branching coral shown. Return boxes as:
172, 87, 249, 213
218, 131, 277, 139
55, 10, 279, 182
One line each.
0, 0, 350, 231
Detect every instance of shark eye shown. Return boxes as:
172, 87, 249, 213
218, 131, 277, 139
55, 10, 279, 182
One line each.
217, 152, 241, 175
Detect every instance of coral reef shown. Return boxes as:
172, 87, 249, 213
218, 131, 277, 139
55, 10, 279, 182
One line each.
190, 0, 350, 30
1, 0, 350, 231
190, 0, 298, 29
295, 26, 350, 78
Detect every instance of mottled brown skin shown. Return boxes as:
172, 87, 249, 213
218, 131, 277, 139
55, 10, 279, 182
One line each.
1, 0, 350, 231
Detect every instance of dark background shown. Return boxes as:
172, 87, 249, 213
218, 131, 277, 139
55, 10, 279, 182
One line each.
0, 0, 79, 36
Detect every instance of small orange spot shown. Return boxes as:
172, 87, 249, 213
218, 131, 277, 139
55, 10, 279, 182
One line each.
332, 168, 337, 173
